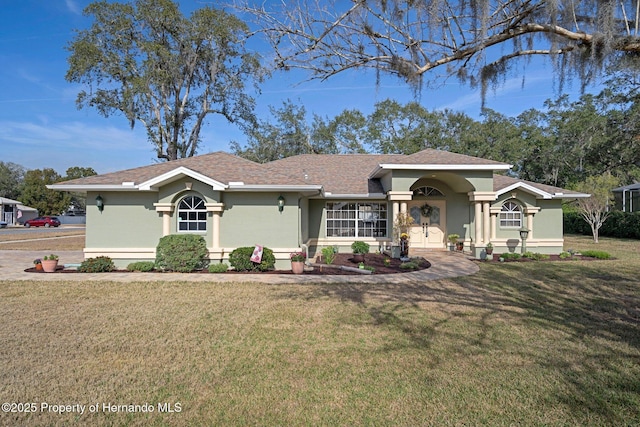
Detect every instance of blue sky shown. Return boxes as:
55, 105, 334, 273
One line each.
0, 0, 597, 175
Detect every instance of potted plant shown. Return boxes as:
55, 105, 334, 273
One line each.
42, 254, 59, 273
390, 212, 414, 258
33, 258, 43, 271
290, 251, 306, 274
351, 241, 370, 263
447, 234, 459, 251
485, 242, 494, 255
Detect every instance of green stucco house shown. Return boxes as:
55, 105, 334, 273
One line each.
50, 149, 588, 268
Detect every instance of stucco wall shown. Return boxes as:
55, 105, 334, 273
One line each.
85, 191, 162, 249
219, 192, 299, 249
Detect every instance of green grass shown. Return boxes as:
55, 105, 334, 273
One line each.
0, 234, 638, 425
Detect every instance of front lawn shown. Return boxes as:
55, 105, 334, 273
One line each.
0, 235, 638, 426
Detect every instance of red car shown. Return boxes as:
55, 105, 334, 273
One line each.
24, 216, 61, 228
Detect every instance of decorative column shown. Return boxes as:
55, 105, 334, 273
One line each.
206, 203, 225, 249
153, 203, 174, 236
490, 207, 501, 241
474, 201, 482, 244
524, 207, 540, 240
387, 191, 413, 240
482, 201, 490, 243
467, 192, 497, 246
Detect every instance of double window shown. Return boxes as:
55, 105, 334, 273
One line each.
499, 201, 522, 228
326, 202, 387, 237
178, 196, 206, 232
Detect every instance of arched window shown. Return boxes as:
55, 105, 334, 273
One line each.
412, 186, 444, 197
499, 201, 522, 228
177, 196, 206, 232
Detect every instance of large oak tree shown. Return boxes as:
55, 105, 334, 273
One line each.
239, 0, 640, 96
67, 0, 262, 161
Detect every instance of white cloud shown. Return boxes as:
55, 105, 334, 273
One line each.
0, 120, 155, 173
65, 0, 81, 15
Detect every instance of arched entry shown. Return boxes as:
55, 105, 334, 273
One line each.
407, 186, 446, 249
407, 200, 446, 248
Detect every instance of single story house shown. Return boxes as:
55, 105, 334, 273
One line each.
49, 149, 588, 269
0, 197, 38, 225
612, 183, 640, 213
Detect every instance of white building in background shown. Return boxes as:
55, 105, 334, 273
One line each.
0, 197, 38, 225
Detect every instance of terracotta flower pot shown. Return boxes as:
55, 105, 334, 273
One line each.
291, 261, 304, 274
42, 259, 58, 273
35, 263, 43, 271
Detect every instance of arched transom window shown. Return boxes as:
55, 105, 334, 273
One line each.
413, 186, 444, 197
178, 196, 206, 232
499, 201, 522, 228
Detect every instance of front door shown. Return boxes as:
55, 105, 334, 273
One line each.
408, 200, 446, 249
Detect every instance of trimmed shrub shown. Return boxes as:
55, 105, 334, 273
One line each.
127, 261, 155, 272
229, 247, 275, 272
580, 250, 612, 259
155, 234, 208, 272
351, 241, 370, 254
559, 251, 572, 259
208, 263, 229, 273
79, 256, 115, 273
500, 253, 521, 260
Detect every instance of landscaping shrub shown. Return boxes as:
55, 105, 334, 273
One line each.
351, 241, 370, 254
500, 253, 521, 260
321, 246, 337, 264
127, 261, 155, 272
155, 234, 208, 272
580, 250, 612, 259
79, 256, 115, 273
229, 247, 275, 271
400, 261, 419, 269
208, 263, 229, 273
559, 251, 572, 259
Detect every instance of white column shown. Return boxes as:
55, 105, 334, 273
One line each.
154, 203, 174, 236
400, 202, 407, 214
482, 201, 490, 245
206, 203, 225, 249
474, 201, 482, 244
523, 207, 539, 240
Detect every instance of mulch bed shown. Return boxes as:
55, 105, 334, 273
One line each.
25, 253, 431, 275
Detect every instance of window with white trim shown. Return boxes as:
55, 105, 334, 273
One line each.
499, 201, 522, 228
326, 202, 387, 237
177, 196, 206, 232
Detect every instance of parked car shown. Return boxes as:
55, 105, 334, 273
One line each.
0, 221, 7, 228
24, 216, 61, 228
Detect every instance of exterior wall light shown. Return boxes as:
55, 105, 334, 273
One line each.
519, 226, 529, 253
277, 195, 285, 212
96, 195, 104, 212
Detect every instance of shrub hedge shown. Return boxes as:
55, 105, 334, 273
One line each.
229, 247, 275, 271
79, 256, 115, 273
155, 234, 209, 272
127, 261, 156, 272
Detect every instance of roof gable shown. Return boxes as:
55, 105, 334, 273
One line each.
493, 175, 589, 199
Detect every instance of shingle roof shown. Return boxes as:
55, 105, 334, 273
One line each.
59, 151, 308, 187
493, 174, 585, 197
53, 149, 543, 195
263, 153, 403, 194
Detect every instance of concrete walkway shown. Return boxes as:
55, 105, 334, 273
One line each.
0, 250, 479, 284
